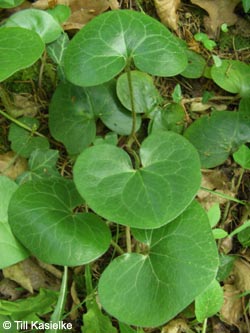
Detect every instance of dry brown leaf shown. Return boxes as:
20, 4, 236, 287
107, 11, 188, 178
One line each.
197, 169, 235, 211
0, 278, 23, 300
233, 258, 250, 292
3, 258, 60, 293
0, 152, 27, 180
161, 318, 189, 333
154, 0, 181, 30
69, 280, 82, 320
221, 283, 243, 327
32, 0, 119, 30
190, 0, 241, 37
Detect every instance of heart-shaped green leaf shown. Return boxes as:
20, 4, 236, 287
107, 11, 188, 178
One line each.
116, 71, 161, 114
0, 176, 29, 269
64, 10, 187, 87
0, 27, 44, 82
49, 82, 96, 155
211, 60, 250, 98
5, 9, 62, 43
74, 132, 201, 229
98, 201, 219, 327
184, 111, 250, 168
8, 179, 111, 266
49, 81, 141, 154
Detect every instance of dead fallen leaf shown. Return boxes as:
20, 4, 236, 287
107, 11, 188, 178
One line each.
3, 258, 60, 293
154, 0, 181, 30
0, 278, 23, 300
69, 280, 82, 320
190, 0, 241, 37
197, 169, 235, 211
220, 258, 250, 332
221, 283, 243, 327
161, 318, 189, 333
233, 258, 250, 292
0, 152, 27, 180
32, 0, 119, 30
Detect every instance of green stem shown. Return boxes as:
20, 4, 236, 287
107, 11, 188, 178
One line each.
200, 186, 246, 205
46, 266, 68, 333
110, 239, 125, 255
126, 226, 132, 253
126, 61, 137, 143
0, 109, 45, 138
202, 318, 207, 333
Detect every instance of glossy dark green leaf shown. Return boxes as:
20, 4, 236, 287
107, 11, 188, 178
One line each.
184, 111, 250, 168
98, 201, 218, 327
116, 71, 161, 114
64, 10, 187, 87
49, 82, 96, 155
5, 9, 62, 43
74, 132, 201, 229
8, 117, 49, 158
0, 176, 29, 269
0, 27, 44, 82
88, 80, 141, 135
49, 81, 140, 154
181, 50, 206, 79
8, 179, 111, 266
211, 60, 250, 98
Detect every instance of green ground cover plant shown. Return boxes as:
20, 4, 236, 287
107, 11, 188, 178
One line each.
0, 1, 250, 332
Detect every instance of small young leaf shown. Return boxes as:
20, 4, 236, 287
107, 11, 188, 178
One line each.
64, 10, 187, 87
233, 144, 250, 169
149, 103, 185, 134
98, 201, 218, 327
212, 228, 228, 239
172, 84, 182, 103
83, 298, 117, 333
207, 203, 221, 228
74, 131, 201, 229
181, 50, 206, 79
8, 179, 111, 266
0, 27, 44, 82
242, 0, 250, 12
5, 8, 62, 43
0, 176, 29, 269
17, 148, 60, 183
211, 60, 250, 98
116, 71, 161, 114
217, 254, 236, 281
8, 117, 49, 158
237, 226, 250, 247
195, 279, 224, 323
